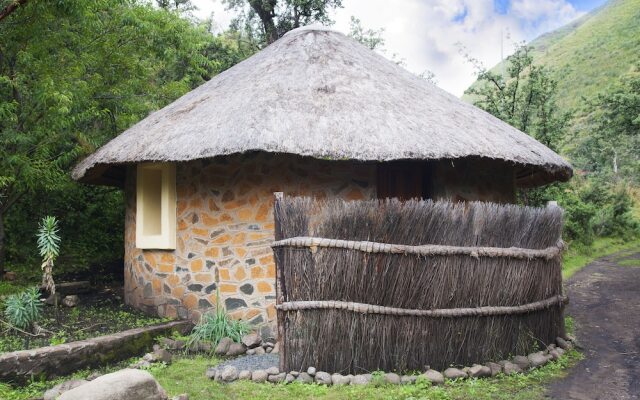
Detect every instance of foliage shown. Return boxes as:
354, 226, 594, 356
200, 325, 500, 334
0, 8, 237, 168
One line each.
224, 0, 343, 46
37, 216, 60, 298
562, 236, 640, 278
3, 287, 42, 331
186, 296, 249, 351
348, 16, 385, 50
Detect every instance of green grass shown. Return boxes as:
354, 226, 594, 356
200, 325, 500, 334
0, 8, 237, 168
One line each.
618, 258, 640, 267
562, 236, 640, 278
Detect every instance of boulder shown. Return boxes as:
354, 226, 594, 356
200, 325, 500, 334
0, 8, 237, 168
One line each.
306, 366, 316, 376
241, 333, 262, 349
486, 362, 502, 377
384, 373, 401, 385
189, 341, 212, 353
284, 374, 296, 384
238, 370, 252, 380
443, 368, 467, 380
421, 370, 444, 385
153, 348, 172, 364
556, 337, 573, 350
205, 368, 217, 380
400, 375, 417, 385
351, 374, 372, 385
44, 379, 88, 400
246, 349, 256, 355
62, 295, 79, 307
268, 373, 286, 383
502, 362, 522, 375
315, 371, 332, 385
512, 355, 530, 370
296, 372, 313, 383
251, 370, 268, 383
225, 343, 246, 356
215, 337, 234, 356
160, 338, 185, 351
528, 352, 549, 368
331, 373, 351, 386
467, 365, 491, 378
221, 366, 239, 382
266, 366, 280, 375
254, 347, 266, 355
58, 369, 167, 400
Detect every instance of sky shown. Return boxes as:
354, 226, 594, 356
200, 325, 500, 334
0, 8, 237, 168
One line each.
190, 0, 607, 96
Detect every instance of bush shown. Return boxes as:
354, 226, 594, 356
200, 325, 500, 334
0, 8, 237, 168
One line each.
3, 287, 43, 331
186, 296, 249, 352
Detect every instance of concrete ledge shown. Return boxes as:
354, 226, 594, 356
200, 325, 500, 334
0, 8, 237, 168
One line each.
0, 320, 192, 384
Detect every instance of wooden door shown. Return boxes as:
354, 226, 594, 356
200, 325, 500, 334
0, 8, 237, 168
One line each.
376, 161, 432, 200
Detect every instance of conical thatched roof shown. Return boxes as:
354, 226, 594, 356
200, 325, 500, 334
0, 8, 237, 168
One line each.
73, 25, 572, 187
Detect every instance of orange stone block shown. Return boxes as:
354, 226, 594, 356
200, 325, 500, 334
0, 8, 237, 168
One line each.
143, 253, 157, 269
177, 200, 188, 215
161, 253, 175, 264
208, 198, 220, 211
177, 219, 189, 231
229, 310, 244, 320
219, 283, 237, 293
172, 286, 185, 298
219, 268, 231, 281
152, 278, 162, 294
266, 264, 276, 278
224, 199, 246, 210
257, 281, 272, 293
255, 202, 270, 222
219, 213, 233, 222
183, 293, 198, 309
158, 264, 173, 273
195, 273, 213, 283
190, 259, 204, 272
264, 223, 275, 230
189, 198, 203, 209
207, 294, 218, 305
235, 248, 247, 258
201, 213, 219, 227
251, 266, 265, 279
167, 275, 180, 287
245, 308, 261, 319
205, 247, 220, 258
234, 267, 246, 281
267, 303, 276, 320
248, 232, 270, 241
259, 255, 274, 265
231, 232, 247, 245
237, 208, 253, 222
192, 228, 209, 237
212, 233, 231, 244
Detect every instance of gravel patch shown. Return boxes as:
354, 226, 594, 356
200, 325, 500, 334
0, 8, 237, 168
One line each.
215, 354, 279, 372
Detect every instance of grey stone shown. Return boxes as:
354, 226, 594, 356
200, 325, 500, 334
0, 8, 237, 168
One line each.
331, 373, 351, 385
268, 372, 286, 383
153, 348, 172, 364
443, 368, 467, 380
221, 366, 239, 382
44, 379, 88, 400
215, 337, 234, 355
556, 347, 565, 357
246, 349, 256, 355
307, 366, 316, 376
421, 370, 444, 385
315, 371, 332, 385
225, 298, 247, 311
198, 299, 211, 309
58, 369, 167, 400
384, 373, 401, 384
225, 343, 246, 356
401, 375, 417, 385
62, 295, 79, 307
468, 365, 491, 378
285, 374, 295, 384
556, 337, 572, 350
204, 283, 217, 294
549, 349, 564, 360
289, 371, 299, 377
266, 366, 280, 375
238, 370, 252, 380
241, 333, 262, 348
254, 347, 266, 355
265, 347, 272, 353
189, 341, 211, 353
512, 355, 530, 370
528, 352, 549, 368
352, 374, 372, 385
296, 372, 313, 383
503, 362, 522, 375
486, 362, 502, 377
205, 368, 217, 379
239, 284, 254, 295
251, 370, 268, 383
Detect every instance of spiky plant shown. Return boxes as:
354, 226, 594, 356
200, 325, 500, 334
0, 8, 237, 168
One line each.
4, 287, 43, 331
37, 216, 61, 305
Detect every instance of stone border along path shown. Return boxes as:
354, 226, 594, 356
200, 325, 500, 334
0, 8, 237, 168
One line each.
206, 337, 574, 385
0, 320, 192, 383
548, 249, 640, 400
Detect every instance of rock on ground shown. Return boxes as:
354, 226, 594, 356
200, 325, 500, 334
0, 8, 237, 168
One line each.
421, 370, 444, 385
503, 362, 523, 375
331, 374, 351, 385
296, 372, 313, 383
225, 343, 246, 356
315, 371, 332, 385
444, 368, 467, 380
251, 370, 268, 383
62, 295, 79, 307
241, 333, 262, 349
215, 338, 233, 355
486, 362, 502, 377
512, 355, 530, 370
44, 379, 88, 400
384, 373, 401, 384
528, 352, 549, 368
468, 365, 491, 378
352, 374, 372, 385
58, 369, 167, 400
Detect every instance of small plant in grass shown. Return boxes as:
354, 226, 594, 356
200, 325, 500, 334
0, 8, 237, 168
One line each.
186, 292, 249, 352
3, 287, 43, 347
37, 216, 61, 314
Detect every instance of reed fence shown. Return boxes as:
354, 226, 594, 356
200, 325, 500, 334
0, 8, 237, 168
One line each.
272, 194, 566, 374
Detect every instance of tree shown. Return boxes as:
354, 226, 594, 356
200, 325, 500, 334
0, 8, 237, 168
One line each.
224, 0, 343, 46
0, 0, 247, 275
348, 16, 384, 50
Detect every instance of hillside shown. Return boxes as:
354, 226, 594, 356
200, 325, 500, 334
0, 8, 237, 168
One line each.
464, 0, 640, 112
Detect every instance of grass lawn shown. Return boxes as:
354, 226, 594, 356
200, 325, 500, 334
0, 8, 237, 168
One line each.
561, 236, 640, 278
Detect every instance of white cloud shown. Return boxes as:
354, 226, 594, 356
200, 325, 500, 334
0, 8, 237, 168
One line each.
191, 0, 584, 96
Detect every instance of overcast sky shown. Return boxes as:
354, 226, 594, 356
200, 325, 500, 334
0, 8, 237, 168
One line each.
190, 0, 607, 96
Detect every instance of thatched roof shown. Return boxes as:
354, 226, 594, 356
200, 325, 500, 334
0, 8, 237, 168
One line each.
72, 25, 572, 187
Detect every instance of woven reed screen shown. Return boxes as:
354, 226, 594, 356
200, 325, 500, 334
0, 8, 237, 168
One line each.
272, 194, 566, 374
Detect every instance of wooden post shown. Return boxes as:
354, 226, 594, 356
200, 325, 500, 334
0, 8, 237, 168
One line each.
273, 192, 286, 371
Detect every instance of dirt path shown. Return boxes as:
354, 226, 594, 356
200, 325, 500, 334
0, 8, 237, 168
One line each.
548, 250, 640, 400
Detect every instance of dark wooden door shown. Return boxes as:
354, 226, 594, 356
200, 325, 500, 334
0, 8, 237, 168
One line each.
376, 161, 432, 200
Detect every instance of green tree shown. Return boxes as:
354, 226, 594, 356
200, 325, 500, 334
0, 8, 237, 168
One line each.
224, 0, 343, 46
0, 0, 247, 275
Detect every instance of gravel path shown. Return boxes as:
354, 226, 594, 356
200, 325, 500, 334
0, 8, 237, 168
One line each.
215, 354, 279, 371
547, 250, 640, 400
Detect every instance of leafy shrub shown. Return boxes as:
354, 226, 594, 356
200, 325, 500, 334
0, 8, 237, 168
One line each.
186, 294, 249, 351
3, 287, 43, 331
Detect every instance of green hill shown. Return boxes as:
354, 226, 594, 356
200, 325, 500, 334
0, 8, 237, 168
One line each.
464, 0, 640, 112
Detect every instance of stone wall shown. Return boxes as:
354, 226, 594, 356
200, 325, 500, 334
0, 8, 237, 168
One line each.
124, 153, 376, 336
124, 153, 517, 336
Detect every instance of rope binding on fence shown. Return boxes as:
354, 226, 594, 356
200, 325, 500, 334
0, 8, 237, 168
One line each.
276, 295, 568, 317
272, 236, 564, 260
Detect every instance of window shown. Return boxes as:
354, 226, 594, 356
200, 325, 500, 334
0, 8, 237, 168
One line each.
136, 163, 176, 249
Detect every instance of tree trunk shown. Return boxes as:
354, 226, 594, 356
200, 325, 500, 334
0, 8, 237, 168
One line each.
0, 0, 28, 23
0, 210, 5, 277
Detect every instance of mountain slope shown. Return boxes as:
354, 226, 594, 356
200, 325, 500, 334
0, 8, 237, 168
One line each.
465, 0, 640, 111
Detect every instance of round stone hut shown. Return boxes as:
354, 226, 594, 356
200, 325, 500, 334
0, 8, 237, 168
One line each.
72, 25, 572, 336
